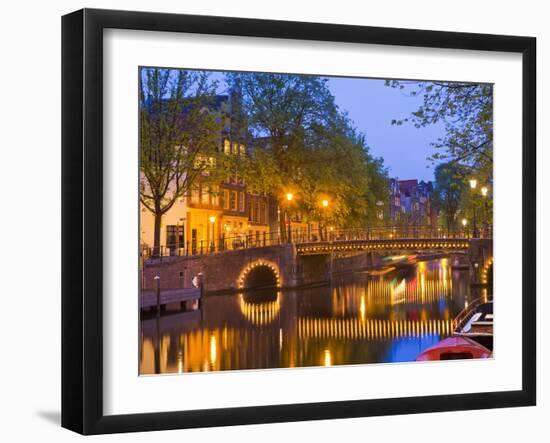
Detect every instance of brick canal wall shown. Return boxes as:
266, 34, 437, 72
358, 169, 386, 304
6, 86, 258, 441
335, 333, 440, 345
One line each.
142, 244, 298, 293
295, 254, 332, 286
331, 252, 383, 274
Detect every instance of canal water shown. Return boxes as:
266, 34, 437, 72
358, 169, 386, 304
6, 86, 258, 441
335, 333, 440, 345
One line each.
140, 258, 483, 374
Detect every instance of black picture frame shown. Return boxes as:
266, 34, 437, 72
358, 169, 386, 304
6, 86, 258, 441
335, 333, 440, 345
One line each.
61, 8, 536, 435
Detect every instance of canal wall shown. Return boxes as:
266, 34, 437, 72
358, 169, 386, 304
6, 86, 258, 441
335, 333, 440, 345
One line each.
330, 252, 383, 275
295, 254, 331, 286
142, 244, 298, 293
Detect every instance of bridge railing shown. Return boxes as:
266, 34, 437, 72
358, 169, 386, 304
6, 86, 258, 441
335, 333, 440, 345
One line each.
141, 230, 285, 260
292, 225, 471, 243
142, 225, 490, 260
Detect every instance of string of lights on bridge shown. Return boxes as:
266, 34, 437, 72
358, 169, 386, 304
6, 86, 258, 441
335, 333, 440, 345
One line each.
296, 240, 470, 255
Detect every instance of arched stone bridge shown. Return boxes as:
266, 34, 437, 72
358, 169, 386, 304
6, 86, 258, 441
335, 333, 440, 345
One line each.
142, 238, 492, 294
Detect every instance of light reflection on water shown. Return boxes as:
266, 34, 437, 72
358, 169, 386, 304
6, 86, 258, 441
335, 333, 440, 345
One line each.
139, 258, 479, 374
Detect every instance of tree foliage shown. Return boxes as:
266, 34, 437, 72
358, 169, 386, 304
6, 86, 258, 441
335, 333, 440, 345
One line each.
386, 80, 493, 232
139, 68, 224, 254
385, 80, 493, 183
226, 72, 389, 235
431, 162, 468, 231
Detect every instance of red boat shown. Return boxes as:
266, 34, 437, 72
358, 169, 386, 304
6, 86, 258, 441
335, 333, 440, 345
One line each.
416, 336, 491, 361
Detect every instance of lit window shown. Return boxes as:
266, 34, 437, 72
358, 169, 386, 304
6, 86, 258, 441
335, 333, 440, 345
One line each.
224, 139, 231, 155
211, 186, 219, 206
191, 187, 200, 204
230, 191, 237, 211
222, 189, 230, 210
239, 192, 245, 212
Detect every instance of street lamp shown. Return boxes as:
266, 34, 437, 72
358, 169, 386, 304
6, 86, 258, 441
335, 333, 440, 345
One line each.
375, 199, 386, 231
469, 179, 478, 238
285, 193, 294, 243
321, 199, 330, 240
481, 186, 489, 238
209, 216, 216, 252
461, 217, 469, 238
178, 217, 185, 255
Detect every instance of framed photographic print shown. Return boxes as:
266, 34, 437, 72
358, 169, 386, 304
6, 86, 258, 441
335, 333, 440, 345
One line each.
61, 8, 536, 435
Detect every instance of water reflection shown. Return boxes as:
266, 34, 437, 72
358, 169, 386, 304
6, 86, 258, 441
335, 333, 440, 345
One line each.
140, 258, 479, 374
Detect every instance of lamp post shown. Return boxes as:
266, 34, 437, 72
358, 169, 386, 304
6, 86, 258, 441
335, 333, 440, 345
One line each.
209, 216, 216, 252
224, 224, 231, 251
481, 186, 489, 238
286, 193, 293, 243
376, 200, 384, 239
321, 199, 329, 240
461, 217, 469, 238
178, 217, 185, 255
469, 178, 479, 238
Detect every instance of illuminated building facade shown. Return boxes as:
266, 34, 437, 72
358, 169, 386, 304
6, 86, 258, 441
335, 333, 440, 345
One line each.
140, 92, 271, 254
389, 178, 437, 226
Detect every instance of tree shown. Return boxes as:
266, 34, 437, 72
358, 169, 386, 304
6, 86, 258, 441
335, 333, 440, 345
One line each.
385, 80, 493, 183
224, 73, 337, 239
299, 119, 389, 230
432, 162, 468, 232
226, 72, 389, 238
139, 68, 223, 256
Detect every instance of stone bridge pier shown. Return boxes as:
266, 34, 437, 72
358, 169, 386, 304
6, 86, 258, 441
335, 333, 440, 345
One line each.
468, 239, 493, 286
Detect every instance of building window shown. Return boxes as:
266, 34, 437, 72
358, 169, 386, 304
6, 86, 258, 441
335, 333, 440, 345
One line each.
199, 185, 208, 204
224, 139, 231, 155
222, 189, 230, 210
260, 203, 266, 224
238, 192, 245, 212
230, 190, 237, 211
211, 185, 219, 207
191, 187, 200, 204
166, 225, 184, 249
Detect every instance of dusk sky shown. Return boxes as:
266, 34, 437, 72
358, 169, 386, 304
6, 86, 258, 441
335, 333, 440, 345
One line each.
326, 77, 445, 182
211, 71, 446, 182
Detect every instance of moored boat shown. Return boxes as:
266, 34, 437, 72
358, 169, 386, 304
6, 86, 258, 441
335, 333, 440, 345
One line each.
416, 336, 491, 361
416, 297, 494, 361
453, 299, 493, 351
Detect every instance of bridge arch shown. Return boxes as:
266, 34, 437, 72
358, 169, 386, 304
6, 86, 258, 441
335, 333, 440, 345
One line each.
237, 259, 282, 290
481, 257, 493, 286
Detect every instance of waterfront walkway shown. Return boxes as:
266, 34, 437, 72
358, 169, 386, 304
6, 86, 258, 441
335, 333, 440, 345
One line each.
140, 287, 201, 310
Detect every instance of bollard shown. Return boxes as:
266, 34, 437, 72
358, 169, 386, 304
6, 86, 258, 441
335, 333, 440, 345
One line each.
154, 275, 160, 317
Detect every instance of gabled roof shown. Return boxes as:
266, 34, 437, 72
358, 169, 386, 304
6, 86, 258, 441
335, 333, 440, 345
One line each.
398, 179, 418, 191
